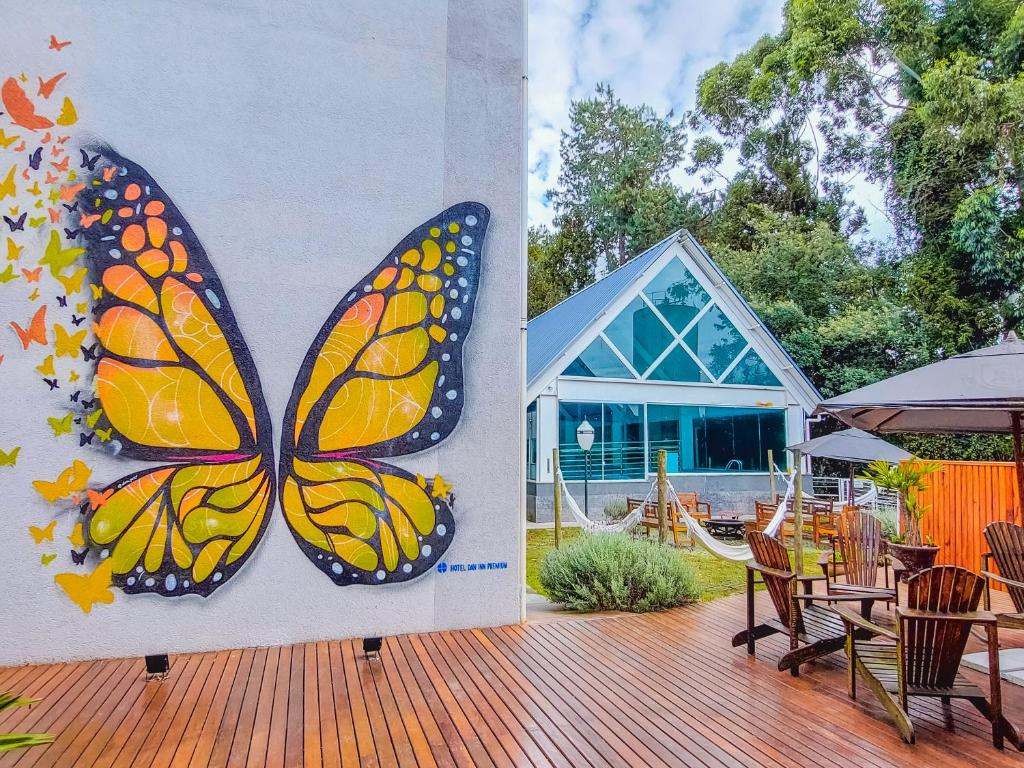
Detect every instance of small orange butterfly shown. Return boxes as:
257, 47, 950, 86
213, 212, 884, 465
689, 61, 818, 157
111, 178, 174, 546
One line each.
21, 266, 42, 282
10, 304, 46, 349
50, 156, 69, 172
48, 35, 72, 51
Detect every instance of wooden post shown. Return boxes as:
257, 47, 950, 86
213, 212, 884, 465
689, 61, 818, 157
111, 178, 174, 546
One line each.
1012, 413, 1024, 525
657, 449, 669, 544
792, 448, 804, 575
552, 448, 562, 549
767, 448, 776, 503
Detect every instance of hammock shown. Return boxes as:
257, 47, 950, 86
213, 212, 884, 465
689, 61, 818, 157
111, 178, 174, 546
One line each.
665, 472, 798, 562
772, 464, 878, 510
556, 470, 648, 534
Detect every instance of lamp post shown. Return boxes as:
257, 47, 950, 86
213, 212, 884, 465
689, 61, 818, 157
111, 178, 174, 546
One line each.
576, 419, 595, 517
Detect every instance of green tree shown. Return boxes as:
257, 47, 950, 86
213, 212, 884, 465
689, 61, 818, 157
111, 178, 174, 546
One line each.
549, 84, 694, 270
692, 0, 1024, 350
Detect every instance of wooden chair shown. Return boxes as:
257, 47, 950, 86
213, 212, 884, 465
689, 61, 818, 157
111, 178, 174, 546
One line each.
628, 496, 692, 546
810, 501, 840, 548
675, 491, 711, 522
819, 508, 898, 606
982, 521, 1024, 629
732, 532, 879, 676
836, 566, 1021, 749
743, 501, 777, 537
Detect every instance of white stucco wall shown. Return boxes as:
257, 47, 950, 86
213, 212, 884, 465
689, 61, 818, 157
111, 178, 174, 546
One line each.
0, 0, 524, 666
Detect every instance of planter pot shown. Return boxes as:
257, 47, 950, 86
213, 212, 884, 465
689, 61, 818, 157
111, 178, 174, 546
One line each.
886, 542, 940, 582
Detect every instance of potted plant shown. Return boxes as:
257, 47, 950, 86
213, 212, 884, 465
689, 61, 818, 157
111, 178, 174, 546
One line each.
860, 459, 942, 580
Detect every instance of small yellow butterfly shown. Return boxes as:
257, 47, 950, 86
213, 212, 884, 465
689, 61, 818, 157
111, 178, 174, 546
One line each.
26, 181, 41, 197
32, 459, 91, 503
56, 266, 88, 295
89, 284, 103, 300
40, 230, 84, 278
68, 522, 85, 547
0, 264, 17, 284
36, 355, 55, 376
29, 216, 46, 228
75, 301, 87, 313
69, 370, 80, 382
34, 199, 44, 209
0, 446, 20, 466
431, 474, 453, 498
85, 408, 103, 429
6, 237, 22, 261
55, 560, 114, 614
28, 520, 56, 544
47, 188, 60, 205
54, 324, 86, 358
41, 553, 57, 566
0, 129, 19, 149
47, 412, 73, 437
55, 96, 78, 127
27, 287, 39, 301
0, 166, 15, 199
68, 170, 77, 182
95, 427, 112, 442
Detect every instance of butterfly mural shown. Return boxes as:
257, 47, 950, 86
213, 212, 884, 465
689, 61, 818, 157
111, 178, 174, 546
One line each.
67, 145, 488, 599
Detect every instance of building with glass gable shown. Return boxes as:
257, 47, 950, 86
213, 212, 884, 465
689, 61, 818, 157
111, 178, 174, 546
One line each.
526, 231, 821, 521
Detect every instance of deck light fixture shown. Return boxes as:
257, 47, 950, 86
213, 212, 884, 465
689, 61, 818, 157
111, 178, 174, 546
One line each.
144, 654, 170, 680
362, 637, 383, 659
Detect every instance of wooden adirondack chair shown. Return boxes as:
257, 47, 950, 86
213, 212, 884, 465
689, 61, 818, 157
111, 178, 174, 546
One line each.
982, 521, 1024, 629
819, 508, 898, 606
732, 532, 880, 676
836, 566, 1021, 750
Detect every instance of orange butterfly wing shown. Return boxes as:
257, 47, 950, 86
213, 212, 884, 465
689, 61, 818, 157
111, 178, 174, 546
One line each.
280, 203, 488, 585
73, 146, 275, 597
10, 304, 46, 348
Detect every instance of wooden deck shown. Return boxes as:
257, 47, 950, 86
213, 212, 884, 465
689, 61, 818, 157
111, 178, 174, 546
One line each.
2, 589, 1024, 767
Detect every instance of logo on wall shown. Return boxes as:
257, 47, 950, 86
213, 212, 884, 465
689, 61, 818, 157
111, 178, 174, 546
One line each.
1, 42, 489, 612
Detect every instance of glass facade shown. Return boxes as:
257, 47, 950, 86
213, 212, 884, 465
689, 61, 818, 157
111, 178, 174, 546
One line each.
559, 257, 784, 387
647, 405, 786, 474
557, 401, 645, 480
557, 401, 787, 479
526, 400, 538, 481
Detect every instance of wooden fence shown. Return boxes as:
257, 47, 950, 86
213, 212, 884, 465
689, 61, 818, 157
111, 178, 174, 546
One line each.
918, 460, 1020, 578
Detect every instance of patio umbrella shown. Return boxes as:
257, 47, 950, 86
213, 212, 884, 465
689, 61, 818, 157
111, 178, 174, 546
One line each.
788, 428, 912, 465
815, 332, 1024, 520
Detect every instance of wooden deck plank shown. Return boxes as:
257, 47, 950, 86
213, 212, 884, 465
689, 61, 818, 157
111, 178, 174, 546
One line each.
3, 590, 1024, 768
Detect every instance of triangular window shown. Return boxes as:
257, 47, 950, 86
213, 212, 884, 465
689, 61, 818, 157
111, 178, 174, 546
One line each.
723, 348, 782, 387
604, 297, 673, 375
684, 305, 746, 379
643, 258, 709, 333
647, 343, 710, 383
562, 337, 634, 379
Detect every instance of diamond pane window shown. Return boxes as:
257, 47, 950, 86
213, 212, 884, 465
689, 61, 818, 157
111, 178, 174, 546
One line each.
643, 258, 709, 332
646, 343, 709, 383
724, 348, 782, 387
562, 336, 633, 379
604, 297, 673, 375
684, 305, 746, 379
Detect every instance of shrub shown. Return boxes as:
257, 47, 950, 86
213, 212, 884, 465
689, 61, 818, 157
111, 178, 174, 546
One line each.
0, 693, 52, 752
603, 498, 628, 521
539, 533, 698, 612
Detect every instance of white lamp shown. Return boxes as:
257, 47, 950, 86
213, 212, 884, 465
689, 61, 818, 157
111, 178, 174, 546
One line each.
576, 419, 596, 516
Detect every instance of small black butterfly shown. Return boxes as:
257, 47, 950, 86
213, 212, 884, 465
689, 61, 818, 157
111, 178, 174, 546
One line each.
71, 314, 86, 326
79, 431, 94, 446
70, 548, 87, 565
81, 343, 99, 361
81, 398, 96, 409
56, 295, 67, 308
62, 202, 79, 213
69, 390, 81, 402
2, 213, 26, 232
73, 417, 82, 425
79, 150, 100, 171
28, 146, 42, 170
63, 227, 80, 240
43, 378, 59, 390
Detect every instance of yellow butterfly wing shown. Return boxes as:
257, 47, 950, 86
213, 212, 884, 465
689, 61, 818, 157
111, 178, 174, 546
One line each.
73, 146, 275, 598
280, 203, 488, 585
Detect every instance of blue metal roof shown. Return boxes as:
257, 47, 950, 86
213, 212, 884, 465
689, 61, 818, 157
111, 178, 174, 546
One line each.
526, 232, 678, 386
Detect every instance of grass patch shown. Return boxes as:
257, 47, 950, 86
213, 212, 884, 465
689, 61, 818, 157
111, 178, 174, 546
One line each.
526, 527, 822, 602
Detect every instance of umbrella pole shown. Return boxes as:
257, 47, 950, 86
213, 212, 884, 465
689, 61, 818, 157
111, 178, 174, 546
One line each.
1013, 413, 1024, 525
792, 449, 803, 575
848, 463, 856, 507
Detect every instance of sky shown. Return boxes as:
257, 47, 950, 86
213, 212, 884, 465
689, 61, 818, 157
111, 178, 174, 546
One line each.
526, 0, 891, 238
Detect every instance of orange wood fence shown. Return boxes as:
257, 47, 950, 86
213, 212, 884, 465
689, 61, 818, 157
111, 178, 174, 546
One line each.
918, 460, 1021, 580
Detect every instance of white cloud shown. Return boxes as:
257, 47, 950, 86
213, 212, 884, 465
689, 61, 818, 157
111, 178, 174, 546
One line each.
527, 0, 894, 240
